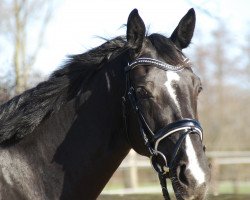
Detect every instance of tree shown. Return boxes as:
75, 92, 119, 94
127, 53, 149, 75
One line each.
192, 21, 250, 151
0, 0, 59, 94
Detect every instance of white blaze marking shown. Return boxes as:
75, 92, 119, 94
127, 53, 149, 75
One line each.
164, 71, 180, 110
185, 135, 205, 185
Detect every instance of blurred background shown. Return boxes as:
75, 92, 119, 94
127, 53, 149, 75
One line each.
0, 0, 250, 199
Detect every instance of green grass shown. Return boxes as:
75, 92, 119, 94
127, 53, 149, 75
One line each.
216, 181, 250, 194
102, 181, 250, 195
99, 194, 250, 200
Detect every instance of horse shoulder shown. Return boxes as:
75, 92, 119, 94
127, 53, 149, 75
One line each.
0, 149, 46, 200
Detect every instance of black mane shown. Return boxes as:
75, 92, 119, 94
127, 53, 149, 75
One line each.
0, 36, 127, 145
0, 33, 183, 145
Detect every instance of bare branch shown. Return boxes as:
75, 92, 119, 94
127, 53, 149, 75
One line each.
186, 0, 220, 20
28, 0, 54, 68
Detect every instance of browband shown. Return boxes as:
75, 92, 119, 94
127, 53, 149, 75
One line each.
125, 57, 190, 72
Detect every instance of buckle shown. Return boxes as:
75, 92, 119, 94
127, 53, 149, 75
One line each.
150, 150, 169, 174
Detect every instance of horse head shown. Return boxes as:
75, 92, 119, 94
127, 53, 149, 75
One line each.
125, 9, 211, 200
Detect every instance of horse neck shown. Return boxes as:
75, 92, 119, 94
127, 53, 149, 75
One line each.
39, 58, 130, 199
55, 60, 130, 198
1, 57, 131, 199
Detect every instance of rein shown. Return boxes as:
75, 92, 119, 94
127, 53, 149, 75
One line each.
123, 57, 203, 200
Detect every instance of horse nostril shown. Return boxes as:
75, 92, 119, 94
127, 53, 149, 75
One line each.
178, 164, 189, 186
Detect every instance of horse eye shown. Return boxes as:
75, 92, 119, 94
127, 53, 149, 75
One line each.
136, 87, 150, 99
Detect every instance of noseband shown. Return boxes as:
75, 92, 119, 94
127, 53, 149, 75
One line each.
123, 57, 203, 200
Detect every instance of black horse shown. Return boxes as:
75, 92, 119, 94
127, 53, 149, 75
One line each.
0, 8, 210, 200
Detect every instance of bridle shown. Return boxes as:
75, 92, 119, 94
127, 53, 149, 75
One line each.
122, 57, 203, 200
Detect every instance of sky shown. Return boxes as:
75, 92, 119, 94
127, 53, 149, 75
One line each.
11, 0, 250, 76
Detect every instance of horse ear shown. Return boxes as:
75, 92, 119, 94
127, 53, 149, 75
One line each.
127, 9, 146, 56
170, 8, 196, 49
